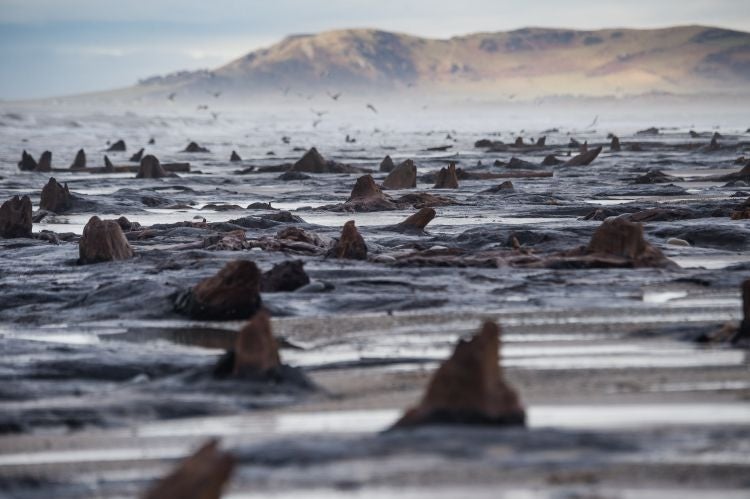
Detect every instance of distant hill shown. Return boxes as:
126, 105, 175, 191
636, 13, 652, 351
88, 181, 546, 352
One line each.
134, 25, 750, 100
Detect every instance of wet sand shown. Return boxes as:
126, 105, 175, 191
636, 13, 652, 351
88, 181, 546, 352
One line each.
0, 104, 749, 497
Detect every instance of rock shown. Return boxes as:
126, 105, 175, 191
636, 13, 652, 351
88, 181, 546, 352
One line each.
380, 155, 395, 172
382, 159, 417, 189
610, 135, 621, 152
104, 155, 115, 172
480, 181, 514, 194
17, 150, 38, 171
36, 151, 52, 172
393, 207, 436, 232
666, 237, 690, 247
633, 170, 684, 184
328, 220, 367, 259
564, 146, 602, 166
141, 439, 234, 499
393, 321, 525, 428
70, 149, 86, 169
230, 150, 242, 162
175, 260, 263, 320
261, 261, 310, 292
130, 148, 145, 162
636, 127, 660, 136
278, 171, 311, 181
474, 139, 494, 148
78, 216, 134, 264
39, 177, 72, 213
136, 155, 168, 179
183, 142, 210, 153
584, 218, 675, 268
0, 195, 32, 238
568, 138, 581, 148
433, 162, 459, 189
106, 140, 126, 152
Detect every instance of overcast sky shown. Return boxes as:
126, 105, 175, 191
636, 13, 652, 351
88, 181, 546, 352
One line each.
1, 0, 748, 100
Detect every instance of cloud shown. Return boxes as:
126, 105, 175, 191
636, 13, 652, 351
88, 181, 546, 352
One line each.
0, 0, 748, 98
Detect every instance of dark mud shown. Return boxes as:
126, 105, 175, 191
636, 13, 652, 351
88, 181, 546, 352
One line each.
0, 108, 749, 497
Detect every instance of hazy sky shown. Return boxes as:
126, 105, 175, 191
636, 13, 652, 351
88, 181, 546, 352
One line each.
1, 0, 748, 99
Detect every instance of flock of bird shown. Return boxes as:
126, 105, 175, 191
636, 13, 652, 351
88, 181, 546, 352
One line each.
164, 86, 379, 128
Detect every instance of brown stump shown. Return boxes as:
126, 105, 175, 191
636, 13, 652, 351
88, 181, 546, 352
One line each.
586, 218, 673, 268
344, 175, 399, 211
17, 150, 38, 171
37, 151, 52, 172
183, 142, 210, 153
393, 321, 526, 428
565, 146, 602, 166
175, 260, 263, 320
291, 147, 327, 172
433, 162, 459, 189
329, 220, 367, 260
0, 195, 32, 238
379, 155, 395, 172
395, 207, 436, 231
70, 149, 86, 169
141, 439, 234, 499
261, 260, 310, 292
230, 150, 242, 162
130, 148, 145, 162
104, 155, 115, 172
39, 177, 73, 213
136, 155, 168, 179
106, 139, 126, 152
733, 279, 750, 344
610, 136, 621, 152
78, 216, 134, 264
541, 155, 563, 166
233, 309, 282, 375
382, 159, 417, 189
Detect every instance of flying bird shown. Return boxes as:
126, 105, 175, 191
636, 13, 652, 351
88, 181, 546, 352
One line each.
585, 115, 599, 129
312, 119, 322, 128
327, 91, 342, 101
366, 103, 378, 113
211, 91, 222, 98
310, 108, 328, 117
167, 92, 176, 101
